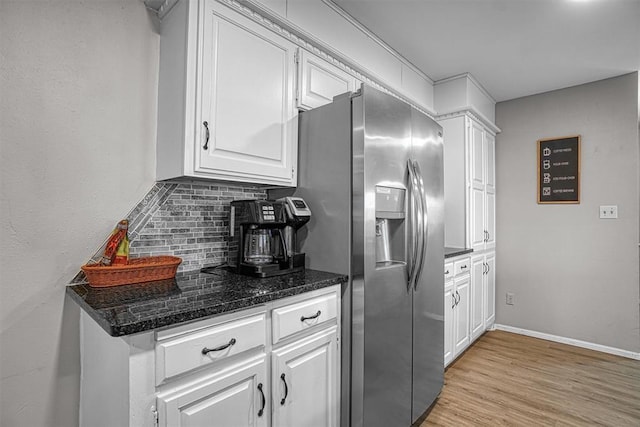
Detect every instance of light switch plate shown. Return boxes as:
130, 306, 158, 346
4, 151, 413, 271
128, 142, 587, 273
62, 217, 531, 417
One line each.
599, 205, 618, 219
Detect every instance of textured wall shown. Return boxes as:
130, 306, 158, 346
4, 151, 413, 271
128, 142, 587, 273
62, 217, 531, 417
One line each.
0, 1, 159, 426
495, 73, 640, 353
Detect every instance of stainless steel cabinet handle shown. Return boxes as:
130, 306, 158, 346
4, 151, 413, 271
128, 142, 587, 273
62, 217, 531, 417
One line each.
203, 121, 210, 150
300, 310, 321, 322
455, 290, 461, 306
202, 338, 236, 355
444, 270, 450, 275
460, 265, 468, 270
257, 383, 265, 417
452, 294, 456, 309
280, 373, 289, 405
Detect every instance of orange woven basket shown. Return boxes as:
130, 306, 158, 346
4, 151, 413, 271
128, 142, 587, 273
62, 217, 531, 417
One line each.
81, 256, 182, 288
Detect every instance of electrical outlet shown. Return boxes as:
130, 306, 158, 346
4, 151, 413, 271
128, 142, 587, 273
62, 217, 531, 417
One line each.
506, 292, 515, 305
600, 205, 618, 219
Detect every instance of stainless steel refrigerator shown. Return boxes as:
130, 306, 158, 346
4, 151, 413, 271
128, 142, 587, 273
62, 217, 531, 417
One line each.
271, 84, 444, 427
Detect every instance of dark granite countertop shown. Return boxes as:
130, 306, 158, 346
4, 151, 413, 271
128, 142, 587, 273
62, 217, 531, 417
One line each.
444, 247, 473, 259
66, 268, 347, 337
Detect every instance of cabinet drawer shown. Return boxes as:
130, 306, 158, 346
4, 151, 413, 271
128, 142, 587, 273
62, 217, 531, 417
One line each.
156, 313, 266, 384
272, 292, 338, 344
453, 258, 471, 276
444, 262, 454, 282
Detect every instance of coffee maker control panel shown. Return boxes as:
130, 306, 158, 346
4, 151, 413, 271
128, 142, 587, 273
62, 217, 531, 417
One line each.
230, 200, 286, 231
261, 204, 276, 221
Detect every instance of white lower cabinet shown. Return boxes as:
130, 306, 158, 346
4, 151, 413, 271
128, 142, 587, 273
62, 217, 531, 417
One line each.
79, 286, 341, 427
272, 327, 339, 427
444, 251, 495, 367
444, 256, 471, 366
484, 252, 496, 328
470, 255, 485, 341
453, 275, 470, 356
443, 276, 454, 365
155, 287, 340, 427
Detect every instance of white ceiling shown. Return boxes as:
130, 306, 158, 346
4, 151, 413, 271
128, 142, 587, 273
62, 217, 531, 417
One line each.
331, 0, 640, 102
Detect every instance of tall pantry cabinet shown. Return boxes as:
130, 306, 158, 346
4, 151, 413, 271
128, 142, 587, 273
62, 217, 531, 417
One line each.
436, 74, 499, 365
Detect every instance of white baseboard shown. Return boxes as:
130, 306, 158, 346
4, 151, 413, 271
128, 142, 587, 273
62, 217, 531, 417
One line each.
493, 324, 640, 361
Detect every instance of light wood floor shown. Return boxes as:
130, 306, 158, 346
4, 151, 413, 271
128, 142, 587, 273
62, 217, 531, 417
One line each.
422, 330, 640, 426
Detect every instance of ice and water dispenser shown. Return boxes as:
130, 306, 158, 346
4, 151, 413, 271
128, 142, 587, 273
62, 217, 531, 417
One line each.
375, 185, 406, 267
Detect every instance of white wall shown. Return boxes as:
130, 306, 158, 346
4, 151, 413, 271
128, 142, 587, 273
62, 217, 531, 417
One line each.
0, 1, 159, 426
495, 73, 640, 353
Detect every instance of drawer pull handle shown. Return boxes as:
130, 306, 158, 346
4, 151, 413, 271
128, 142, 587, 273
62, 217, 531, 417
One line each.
445, 270, 450, 275
460, 265, 467, 269
280, 373, 289, 405
201, 338, 236, 355
257, 383, 265, 417
300, 310, 322, 322
203, 121, 210, 150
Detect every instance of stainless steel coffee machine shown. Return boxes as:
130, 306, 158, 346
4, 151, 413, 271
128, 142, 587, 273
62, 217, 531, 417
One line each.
230, 198, 311, 277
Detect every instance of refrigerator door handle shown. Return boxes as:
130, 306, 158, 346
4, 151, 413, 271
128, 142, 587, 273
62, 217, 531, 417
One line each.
413, 161, 428, 290
407, 159, 422, 291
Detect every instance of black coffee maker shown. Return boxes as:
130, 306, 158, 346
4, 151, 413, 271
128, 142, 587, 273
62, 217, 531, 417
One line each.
230, 198, 310, 277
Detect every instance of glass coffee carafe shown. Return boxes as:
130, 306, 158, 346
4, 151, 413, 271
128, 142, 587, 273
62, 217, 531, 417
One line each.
243, 229, 273, 265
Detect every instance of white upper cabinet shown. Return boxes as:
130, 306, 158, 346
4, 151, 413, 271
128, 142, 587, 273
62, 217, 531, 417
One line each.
469, 117, 496, 252
485, 133, 496, 249
436, 73, 498, 252
297, 50, 358, 110
156, 0, 298, 186
439, 114, 496, 252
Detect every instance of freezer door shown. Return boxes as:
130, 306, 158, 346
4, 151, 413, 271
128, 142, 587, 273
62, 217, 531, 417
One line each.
352, 85, 413, 427
410, 108, 445, 423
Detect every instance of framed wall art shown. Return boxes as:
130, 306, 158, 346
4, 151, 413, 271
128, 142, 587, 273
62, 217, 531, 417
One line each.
537, 135, 581, 204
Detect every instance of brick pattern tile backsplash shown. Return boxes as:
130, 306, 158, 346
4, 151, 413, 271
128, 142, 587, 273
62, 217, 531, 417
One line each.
129, 181, 267, 272
71, 180, 266, 283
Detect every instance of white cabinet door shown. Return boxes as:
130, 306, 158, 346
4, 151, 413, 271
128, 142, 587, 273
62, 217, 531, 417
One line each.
470, 186, 486, 251
485, 132, 496, 250
485, 190, 496, 250
157, 354, 268, 427
297, 50, 356, 110
470, 119, 485, 188
453, 276, 470, 356
272, 327, 339, 427
484, 252, 496, 327
470, 255, 485, 341
468, 117, 496, 252
197, 2, 297, 185
444, 281, 455, 366
485, 132, 495, 194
